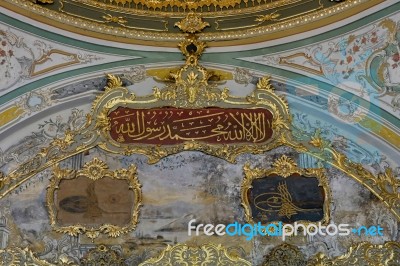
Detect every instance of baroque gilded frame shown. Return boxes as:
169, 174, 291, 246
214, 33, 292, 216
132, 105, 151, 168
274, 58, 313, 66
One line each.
241, 155, 331, 226
46, 158, 142, 240
0, 24, 399, 224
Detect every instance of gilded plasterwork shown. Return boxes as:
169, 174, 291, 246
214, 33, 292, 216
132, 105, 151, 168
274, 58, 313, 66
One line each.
0, 0, 382, 46
139, 243, 252, 266
89, 34, 293, 162
307, 242, 400, 266
1, 241, 399, 265
241, 155, 331, 226
262, 243, 306, 266
46, 158, 142, 240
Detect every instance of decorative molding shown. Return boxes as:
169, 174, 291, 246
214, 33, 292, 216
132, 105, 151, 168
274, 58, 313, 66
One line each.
81, 245, 124, 265
0, 246, 73, 265
263, 243, 306, 266
0, 34, 399, 225
175, 13, 210, 34
46, 158, 142, 241
139, 243, 252, 266
1, 241, 398, 265
307, 242, 400, 266
264, 242, 400, 266
0, 0, 382, 46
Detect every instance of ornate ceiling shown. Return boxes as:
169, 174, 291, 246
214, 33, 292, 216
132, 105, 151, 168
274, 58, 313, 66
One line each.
0, 1, 399, 264
1, 0, 387, 46
0, 0, 399, 166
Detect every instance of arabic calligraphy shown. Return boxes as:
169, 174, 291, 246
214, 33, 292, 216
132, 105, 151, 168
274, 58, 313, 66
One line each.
250, 175, 325, 223
254, 182, 321, 219
108, 107, 273, 144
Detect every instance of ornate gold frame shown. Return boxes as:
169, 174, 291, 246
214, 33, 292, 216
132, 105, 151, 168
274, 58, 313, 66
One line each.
46, 158, 142, 240
241, 155, 331, 226
0, 31, 399, 224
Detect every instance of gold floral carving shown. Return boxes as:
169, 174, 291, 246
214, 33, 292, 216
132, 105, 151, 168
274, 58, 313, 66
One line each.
262, 243, 306, 266
1, 241, 399, 265
307, 242, 400, 266
175, 13, 210, 33
81, 245, 124, 265
139, 243, 251, 266
262, 242, 400, 266
46, 158, 142, 241
0, 246, 68, 265
241, 155, 331, 226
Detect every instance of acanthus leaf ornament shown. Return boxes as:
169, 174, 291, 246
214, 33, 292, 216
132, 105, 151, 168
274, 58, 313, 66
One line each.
139, 243, 251, 266
174, 12, 210, 34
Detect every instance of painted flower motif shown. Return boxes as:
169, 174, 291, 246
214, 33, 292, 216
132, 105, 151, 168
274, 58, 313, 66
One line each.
0, 49, 6, 57
361, 36, 367, 44
1, 41, 6, 46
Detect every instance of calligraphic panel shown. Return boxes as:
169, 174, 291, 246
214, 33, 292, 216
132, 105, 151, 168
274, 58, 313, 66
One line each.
57, 177, 134, 226
250, 174, 325, 224
108, 107, 273, 145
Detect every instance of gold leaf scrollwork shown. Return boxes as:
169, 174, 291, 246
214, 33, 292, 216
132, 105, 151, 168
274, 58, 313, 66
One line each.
262, 243, 306, 266
257, 76, 274, 92
0, 247, 59, 266
102, 14, 128, 26
306, 242, 400, 266
255, 12, 281, 24
309, 135, 324, 149
46, 158, 142, 241
139, 243, 251, 266
104, 73, 123, 92
81, 245, 124, 265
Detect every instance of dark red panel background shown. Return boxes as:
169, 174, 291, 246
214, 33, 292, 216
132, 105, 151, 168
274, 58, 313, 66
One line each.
108, 107, 273, 145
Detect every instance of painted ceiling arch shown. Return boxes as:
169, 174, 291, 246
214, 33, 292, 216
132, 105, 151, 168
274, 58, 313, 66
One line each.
0, 0, 399, 265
